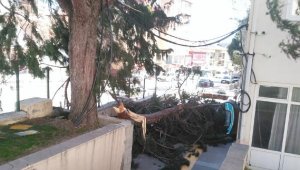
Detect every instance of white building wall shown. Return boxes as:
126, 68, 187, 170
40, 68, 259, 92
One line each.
240, 1, 300, 169
248, 0, 300, 84
240, 0, 300, 146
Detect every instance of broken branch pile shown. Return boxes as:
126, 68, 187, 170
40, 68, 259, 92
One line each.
112, 95, 238, 169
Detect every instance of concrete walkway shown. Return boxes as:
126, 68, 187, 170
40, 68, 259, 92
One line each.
133, 143, 233, 170
192, 143, 231, 170
133, 154, 165, 170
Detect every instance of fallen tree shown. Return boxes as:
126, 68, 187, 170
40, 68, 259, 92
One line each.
114, 103, 184, 123
108, 95, 239, 169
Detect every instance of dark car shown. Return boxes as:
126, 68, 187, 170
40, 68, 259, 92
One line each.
197, 79, 214, 88
231, 76, 240, 83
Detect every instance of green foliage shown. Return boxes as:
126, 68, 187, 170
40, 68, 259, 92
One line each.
227, 36, 241, 57
227, 17, 248, 67
0, 1, 45, 77
267, 0, 300, 59
0, 0, 181, 99
227, 36, 243, 66
232, 51, 243, 66
91, 1, 180, 96
42, 11, 69, 66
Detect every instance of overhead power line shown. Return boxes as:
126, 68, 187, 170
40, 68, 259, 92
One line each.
154, 27, 235, 43
116, 0, 248, 47
151, 24, 248, 47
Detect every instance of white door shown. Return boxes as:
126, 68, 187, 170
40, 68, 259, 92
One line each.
249, 85, 300, 170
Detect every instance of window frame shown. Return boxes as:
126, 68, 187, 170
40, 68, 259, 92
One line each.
250, 83, 300, 155
285, 0, 300, 21
251, 100, 288, 151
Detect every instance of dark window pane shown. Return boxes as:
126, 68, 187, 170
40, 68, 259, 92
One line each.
285, 105, 300, 155
259, 86, 288, 99
252, 101, 287, 151
292, 87, 300, 102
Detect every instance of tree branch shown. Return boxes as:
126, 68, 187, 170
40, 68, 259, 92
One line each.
0, 1, 30, 21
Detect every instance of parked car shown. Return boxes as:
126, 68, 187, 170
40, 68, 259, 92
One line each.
197, 79, 214, 88
231, 76, 240, 83
221, 76, 231, 84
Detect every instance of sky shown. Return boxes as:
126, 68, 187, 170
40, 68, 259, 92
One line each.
0, 0, 250, 45
174, 0, 250, 45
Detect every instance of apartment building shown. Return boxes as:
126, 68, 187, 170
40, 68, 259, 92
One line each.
239, 0, 300, 169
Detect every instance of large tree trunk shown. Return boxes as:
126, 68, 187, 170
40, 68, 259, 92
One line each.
68, 0, 101, 126
113, 102, 185, 123
145, 104, 184, 123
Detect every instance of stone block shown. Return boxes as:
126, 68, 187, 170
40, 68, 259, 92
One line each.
20, 98, 52, 119
0, 111, 28, 126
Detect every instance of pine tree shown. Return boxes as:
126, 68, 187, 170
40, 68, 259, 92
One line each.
227, 17, 248, 67
0, 0, 181, 126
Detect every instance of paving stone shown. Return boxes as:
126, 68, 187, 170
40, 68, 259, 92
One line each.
192, 143, 231, 170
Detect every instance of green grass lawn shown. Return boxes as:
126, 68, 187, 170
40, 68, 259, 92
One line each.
0, 124, 67, 164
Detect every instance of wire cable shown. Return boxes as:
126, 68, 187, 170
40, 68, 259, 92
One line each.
116, 0, 248, 47
117, 1, 248, 47
239, 29, 257, 84
236, 90, 251, 113
154, 27, 242, 44
150, 24, 247, 47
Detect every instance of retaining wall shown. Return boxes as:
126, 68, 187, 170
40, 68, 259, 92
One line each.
0, 116, 133, 170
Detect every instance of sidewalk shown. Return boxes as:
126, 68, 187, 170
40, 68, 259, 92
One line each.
133, 143, 232, 170
192, 143, 231, 170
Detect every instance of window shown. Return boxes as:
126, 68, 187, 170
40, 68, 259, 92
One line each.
285, 105, 300, 154
217, 61, 224, 66
285, 0, 300, 21
252, 85, 300, 155
252, 101, 287, 151
285, 87, 300, 155
259, 86, 288, 99
290, 0, 300, 15
292, 87, 300, 102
